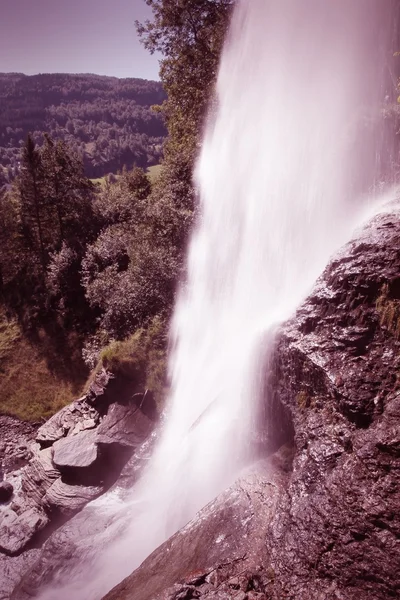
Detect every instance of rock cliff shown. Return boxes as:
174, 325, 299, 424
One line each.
103, 205, 400, 600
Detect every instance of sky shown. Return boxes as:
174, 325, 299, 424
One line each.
0, 0, 161, 80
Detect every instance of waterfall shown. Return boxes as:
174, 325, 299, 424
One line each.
36, 1, 392, 599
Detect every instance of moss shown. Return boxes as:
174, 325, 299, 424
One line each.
376, 283, 400, 339
98, 315, 169, 410
297, 390, 310, 410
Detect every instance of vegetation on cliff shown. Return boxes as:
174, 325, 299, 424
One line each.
0, 0, 233, 421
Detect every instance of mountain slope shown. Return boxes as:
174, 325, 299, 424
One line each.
0, 72, 167, 179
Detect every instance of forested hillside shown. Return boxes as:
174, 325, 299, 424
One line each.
0, 0, 234, 422
0, 72, 166, 180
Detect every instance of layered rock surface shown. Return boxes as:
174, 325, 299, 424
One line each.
102, 206, 400, 600
0, 369, 156, 598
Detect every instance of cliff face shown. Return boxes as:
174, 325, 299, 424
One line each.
104, 205, 400, 600
267, 206, 400, 599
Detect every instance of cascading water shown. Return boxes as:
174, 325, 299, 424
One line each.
35, 1, 393, 599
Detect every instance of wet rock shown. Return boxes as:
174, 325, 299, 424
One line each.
0, 372, 156, 565
42, 479, 103, 515
0, 481, 13, 503
10, 439, 158, 599
0, 550, 40, 600
103, 461, 285, 600
265, 207, 400, 600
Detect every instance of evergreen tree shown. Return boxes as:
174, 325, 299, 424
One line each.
17, 135, 48, 273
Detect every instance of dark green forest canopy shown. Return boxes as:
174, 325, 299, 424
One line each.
0, 72, 167, 180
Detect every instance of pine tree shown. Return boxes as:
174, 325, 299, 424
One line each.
17, 135, 48, 272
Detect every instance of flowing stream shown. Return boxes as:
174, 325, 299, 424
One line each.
36, 1, 392, 598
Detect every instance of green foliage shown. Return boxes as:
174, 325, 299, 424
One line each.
99, 316, 168, 408
0, 2, 233, 421
82, 168, 179, 339
137, 0, 233, 246
0, 73, 166, 181
0, 134, 99, 334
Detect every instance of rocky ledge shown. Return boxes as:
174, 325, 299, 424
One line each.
103, 205, 400, 600
0, 368, 157, 598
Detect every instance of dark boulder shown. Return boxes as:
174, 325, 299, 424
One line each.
264, 207, 400, 600
0, 481, 13, 503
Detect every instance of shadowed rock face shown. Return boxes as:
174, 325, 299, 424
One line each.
266, 207, 400, 600
102, 206, 400, 600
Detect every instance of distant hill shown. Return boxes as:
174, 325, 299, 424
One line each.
0, 72, 167, 180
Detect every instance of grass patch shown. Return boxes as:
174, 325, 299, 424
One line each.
0, 309, 87, 422
90, 176, 107, 187
98, 316, 168, 409
147, 164, 162, 183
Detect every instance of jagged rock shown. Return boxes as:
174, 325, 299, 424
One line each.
0, 365, 156, 586
265, 208, 400, 600
0, 481, 13, 503
0, 417, 37, 474
87, 368, 115, 404
9, 433, 160, 599
96, 402, 154, 448
36, 398, 100, 447
52, 430, 98, 471
20, 447, 60, 508
0, 508, 48, 555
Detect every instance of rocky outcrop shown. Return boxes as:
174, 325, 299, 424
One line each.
102, 206, 400, 600
3, 206, 400, 600
9, 442, 156, 600
0, 368, 156, 563
265, 207, 400, 600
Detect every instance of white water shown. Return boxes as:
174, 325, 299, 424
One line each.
37, 1, 392, 599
